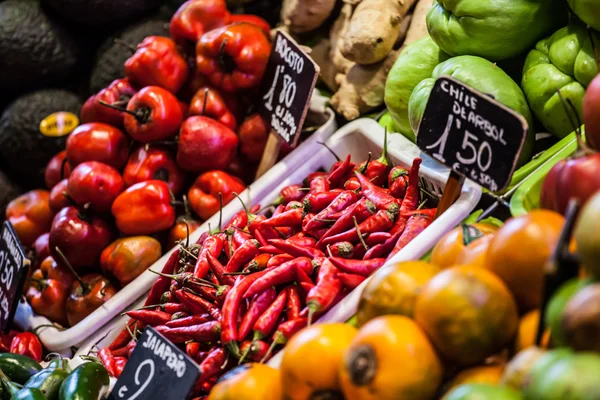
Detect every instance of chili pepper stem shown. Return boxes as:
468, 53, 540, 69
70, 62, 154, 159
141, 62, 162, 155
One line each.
326, 244, 333, 258
201, 87, 209, 116
225, 341, 241, 359
260, 333, 283, 364
317, 141, 340, 162
357, 153, 372, 174
233, 192, 255, 223
377, 127, 390, 166
179, 246, 198, 260
237, 343, 252, 365
353, 216, 369, 250
54, 246, 90, 294
218, 192, 223, 232
148, 269, 218, 288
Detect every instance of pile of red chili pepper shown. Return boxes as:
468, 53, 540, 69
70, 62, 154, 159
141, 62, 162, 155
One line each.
97, 139, 437, 398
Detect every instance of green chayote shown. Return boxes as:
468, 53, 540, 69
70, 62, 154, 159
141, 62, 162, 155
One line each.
521, 23, 599, 138
568, 0, 600, 31
408, 55, 535, 167
426, 0, 567, 61
384, 36, 449, 142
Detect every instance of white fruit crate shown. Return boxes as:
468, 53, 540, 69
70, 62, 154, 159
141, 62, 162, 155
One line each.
15, 105, 337, 351
73, 118, 482, 370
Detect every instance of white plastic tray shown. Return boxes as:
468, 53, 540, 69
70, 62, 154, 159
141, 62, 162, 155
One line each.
15, 106, 338, 351
73, 118, 482, 370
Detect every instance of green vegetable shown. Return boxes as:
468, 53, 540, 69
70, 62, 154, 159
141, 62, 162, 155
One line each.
377, 112, 400, 134
0, 368, 21, 399
384, 36, 450, 141
0, 354, 42, 385
46, 355, 70, 373
59, 362, 109, 400
408, 55, 535, 167
25, 368, 69, 400
521, 23, 599, 138
426, 0, 567, 61
568, 0, 600, 31
10, 388, 45, 400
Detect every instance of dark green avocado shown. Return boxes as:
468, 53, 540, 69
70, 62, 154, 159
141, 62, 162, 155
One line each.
42, 0, 162, 27
0, 0, 79, 93
89, 19, 170, 93
0, 90, 82, 189
0, 170, 23, 220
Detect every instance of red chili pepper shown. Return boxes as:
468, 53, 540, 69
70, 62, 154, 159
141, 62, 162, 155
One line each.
156, 321, 221, 343
186, 284, 229, 306
196, 23, 271, 92
317, 198, 377, 246
170, 0, 229, 45
237, 287, 276, 340
161, 302, 189, 314
295, 264, 314, 287
114, 357, 127, 378
309, 175, 330, 194
399, 158, 422, 215
225, 239, 260, 273
125, 36, 189, 93
303, 191, 342, 213
252, 289, 288, 341
112, 180, 176, 235
194, 235, 224, 279
284, 286, 301, 321
303, 191, 359, 232
388, 166, 409, 198
244, 253, 272, 273
258, 245, 282, 254
275, 184, 305, 205
198, 348, 227, 383
259, 208, 303, 228
125, 310, 172, 326
175, 289, 222, 320
285, 201, 303, 211
401, 208, 437, 219
126, 339, 137, 358
304, 172, 328, 187
321, 209, 395, 245
328, 257, 386, 277
188, 86, 238, 131
226, 227, 252, 251
344, 177, 361, 191
365, 232, 392, 246
9, 333, 42, 362
188, 171, 246, 221
354, 172, 398, 213
337, 272, 366, 290
302, 213, 316, 232
108, 320, 140, 351
224, 210, 248, 230
166, 314, 211, 328
186, 341, 202, 359
306, 259, 342, 324
145, 249, 180, 306
205, 250, 235, 286
266, 253, 294, 268
268, 239, 325, 258
243, 257, 312, 300
327, 242, 354, 258
260, 317, 308, 362
364, 130, 391, 186
389, 213, 432, 258
328, 155, 355, 188
239, 340, 270, 363
221, 269, 269, 356
363, 218, 407, 260
98, 348, 116, 377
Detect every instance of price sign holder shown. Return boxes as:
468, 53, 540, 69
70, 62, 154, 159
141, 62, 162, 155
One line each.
0, 221, 29, 332
109, 327, 199, 400
255, 31, 320, 179
536, 199, 581, 345
417, 76, 528, 217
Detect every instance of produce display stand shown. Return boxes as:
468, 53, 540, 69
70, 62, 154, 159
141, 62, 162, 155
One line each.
73, 118, 482, 372
14, 107, 337, 352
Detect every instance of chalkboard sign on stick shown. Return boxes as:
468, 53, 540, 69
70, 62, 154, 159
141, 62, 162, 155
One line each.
0, 221, 29, 332
109, 327, 199, 400
417, 76, 528, 193
255, 31, 320, 179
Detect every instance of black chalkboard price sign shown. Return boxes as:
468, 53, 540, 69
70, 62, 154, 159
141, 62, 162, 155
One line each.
259, 31, 319, 147
109, 327, 199, 400
417, 76, 528, 192
0, 221, 28, 332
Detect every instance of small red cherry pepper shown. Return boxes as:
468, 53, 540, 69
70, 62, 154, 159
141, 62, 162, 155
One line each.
120, 86, 183, 143
229, 14, 270, 35
196, 23, 271, 92
388, 166, 409, 199
45, 150, 72, 190
10, 332, 43, 362
111, 180, 176, 235
188, 171, 246, 221
125, 36, 189, 93
81, 78, 137, 128
238, 113, 269, 163
123, 145, 186, 196
169, 0, 229, 45
188, 86, 238, 131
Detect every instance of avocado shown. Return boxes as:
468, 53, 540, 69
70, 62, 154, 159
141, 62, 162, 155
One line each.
0, 90, 82, 189
89, 19, 170, 93
0, 0, 79, 93
0, 170, 23, 220
42, 0, 162, 27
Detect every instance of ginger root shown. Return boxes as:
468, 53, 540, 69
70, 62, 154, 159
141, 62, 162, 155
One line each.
310, 39, 339, 91
330, 3, 355, 75
404, 0, 435, 45
331, 49, 400, 120
281, 0, 337, 33
340, 0, 417, 65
